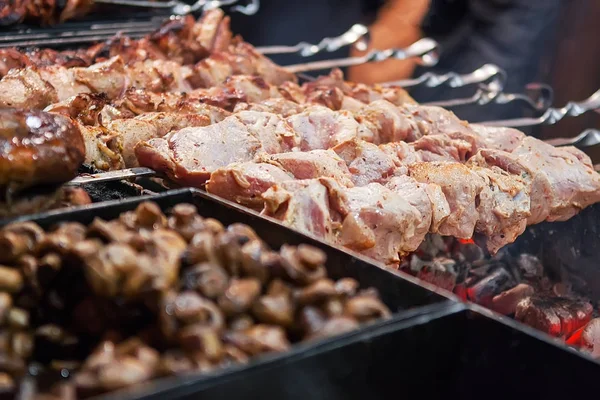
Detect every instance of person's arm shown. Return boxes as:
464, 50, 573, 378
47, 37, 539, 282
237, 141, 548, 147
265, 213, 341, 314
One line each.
347, 0, 430, 84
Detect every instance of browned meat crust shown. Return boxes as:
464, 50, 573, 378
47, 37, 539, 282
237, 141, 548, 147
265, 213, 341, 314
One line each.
0, 109, 85, 192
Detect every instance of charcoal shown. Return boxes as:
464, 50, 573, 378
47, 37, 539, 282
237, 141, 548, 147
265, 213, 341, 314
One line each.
452, 242, 485, 263
515, 296, 593, 338
490, 284, 534, 315
417, 266, 457, 292
581, 318, 600, 358
415, 234, 447, 260
414, 257, 458, 292
515, 254, 544, 280
466, 267, 514, 306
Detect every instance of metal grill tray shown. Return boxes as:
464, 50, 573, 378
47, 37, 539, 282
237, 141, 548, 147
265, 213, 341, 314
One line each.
152, 303, 595, 400
1, 187, 458, 399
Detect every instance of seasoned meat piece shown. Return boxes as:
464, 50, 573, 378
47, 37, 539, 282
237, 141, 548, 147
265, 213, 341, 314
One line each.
305, 86, 346, 110
234, 98, 308, 117
192, 42, 296, 88
411, 135, 474, 162
108, 89, 231, 122
511, 137, 600, 223
354, 99, 416, 143
76, 122, 125, 171
193, 8, 230, 52
177, 85, 243, 111
332, 139, 399, 186
108, 113, 211, 167
262, 179, 342, 242
206, 163, 293, 210
470, 124, 525, 153
0, 48, 31, 77
336, 182, 423, 264
222, 75, 282, 104
135, 113, 294, 186
0, 68, 59, 109
39, 65, 91, 101
0, 56, 194, 110
409, 162, 485, 239
385, 175, 449, 242
71, 56, 129, 99
380, 141, 422, 168
123, 59, 193, 93
305, 69, 415, 106
45, 92, 116, 125
0, 110, 84, 191
191, 53, 235, 88
257, 150, 354, 188
287, 106, 376, 150
234, 111, 300, 153
231, 42, 297, 86
467, 156, 531, 253
398, 104, 475, 142
473, 139, 600, 225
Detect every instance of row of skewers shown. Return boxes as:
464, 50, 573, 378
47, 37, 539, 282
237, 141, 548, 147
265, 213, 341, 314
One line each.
1, 8, 599, 267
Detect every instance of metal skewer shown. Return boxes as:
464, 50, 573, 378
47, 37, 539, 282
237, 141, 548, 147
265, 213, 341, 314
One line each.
65, 167, 156, 186
284, 38, 440, 73
92, 0, 259, 15
256, 24, 369, 56
545, 129, 600, 148
383, 64, 506, 90
424, 82, 554, 111
481, 88, 600, 128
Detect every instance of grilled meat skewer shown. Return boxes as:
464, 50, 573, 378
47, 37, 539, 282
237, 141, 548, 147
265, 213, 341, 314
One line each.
0, 109, 89, 217
130, 100, 600, 262
0, 9, 232, 76
0, 0, 93, 26
0, 39, 297, 110
0, 109, 84, 192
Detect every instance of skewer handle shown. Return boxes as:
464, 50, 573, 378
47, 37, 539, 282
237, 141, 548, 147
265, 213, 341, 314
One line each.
482, 88, 600, 128
383, 64, 506, 90
65, 168, 156, 186
424, 82, 553, 111
257, 24, 369, 56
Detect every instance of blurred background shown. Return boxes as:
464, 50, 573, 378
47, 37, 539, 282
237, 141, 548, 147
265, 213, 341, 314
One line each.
230, 0, 600, 162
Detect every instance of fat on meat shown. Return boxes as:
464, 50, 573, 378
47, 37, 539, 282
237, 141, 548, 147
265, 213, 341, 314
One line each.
411, 135, 474, 162
135, 114, 289, 186
473, 138, 600, 225
206, 162, 293, 209
332, 139, 400, 186
234, 98, 309, 117
409, 162, 485, 239
257, 150, 354, 188
386, 175, 451, 236
398, 104, 475, 142
470, 124, 526, 153
336, 182, 424, 264
467, 154, 531, 253
107, 113, 211, 168
354, 99, 417, 143
286, 106, 376, 150
262, 178, 342, 242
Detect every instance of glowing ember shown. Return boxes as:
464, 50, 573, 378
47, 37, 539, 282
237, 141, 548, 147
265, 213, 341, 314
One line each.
566, 326, 585, 346
458, 238, 475, 245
